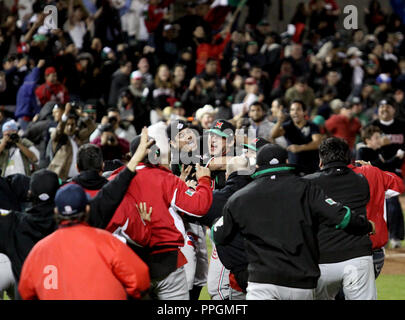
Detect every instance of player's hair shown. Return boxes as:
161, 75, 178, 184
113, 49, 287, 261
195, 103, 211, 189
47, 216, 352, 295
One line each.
249, 101, 266, 112
289, 99, 307, 112
361, 125, 382, 143
319, 137, 351, 165
77, 144, 103, 172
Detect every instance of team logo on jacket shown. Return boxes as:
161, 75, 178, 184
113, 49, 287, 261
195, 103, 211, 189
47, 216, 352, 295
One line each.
325, 198, 337, 205
214, 121, 224, 129
185, 189, 195, 197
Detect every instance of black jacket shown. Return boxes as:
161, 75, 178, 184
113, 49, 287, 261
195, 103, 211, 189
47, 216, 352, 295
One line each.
198, 172, 251, 291
304, 162, 373, 263
213, 164, 373, 289
70, 170, 109, 192
0, 167, 136, 281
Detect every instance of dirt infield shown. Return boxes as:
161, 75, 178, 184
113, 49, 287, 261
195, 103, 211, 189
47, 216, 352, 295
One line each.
382, 248, 405, 275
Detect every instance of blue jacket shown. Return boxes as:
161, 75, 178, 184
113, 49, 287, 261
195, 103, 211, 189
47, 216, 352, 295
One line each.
15, 67, 41, 119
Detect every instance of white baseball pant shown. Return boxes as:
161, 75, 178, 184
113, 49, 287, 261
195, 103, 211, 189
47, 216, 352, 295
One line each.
315, 255, 377, 300
246, 282, 314, 300
150, 266, 190, 300
207, 243, 230, 300
181, 222, 208, 291
0, 254, 14, 300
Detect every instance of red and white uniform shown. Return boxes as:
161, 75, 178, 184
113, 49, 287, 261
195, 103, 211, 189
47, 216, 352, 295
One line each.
106, 164, 213, 254
349, 164, 405, 249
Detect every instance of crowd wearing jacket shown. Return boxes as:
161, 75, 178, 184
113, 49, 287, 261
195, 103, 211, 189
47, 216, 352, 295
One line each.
0, 0, 405, 300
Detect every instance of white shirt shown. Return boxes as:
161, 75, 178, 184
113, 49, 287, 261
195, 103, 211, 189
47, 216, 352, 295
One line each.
68, 137, 79, 178
4, 145, 39, 177
68, 21, 87, 49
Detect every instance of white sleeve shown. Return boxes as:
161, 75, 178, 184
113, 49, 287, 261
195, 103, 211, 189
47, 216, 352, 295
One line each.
29, 145, 40, 164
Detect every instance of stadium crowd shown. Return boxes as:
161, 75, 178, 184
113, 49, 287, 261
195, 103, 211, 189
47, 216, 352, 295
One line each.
0, 0, 405, 300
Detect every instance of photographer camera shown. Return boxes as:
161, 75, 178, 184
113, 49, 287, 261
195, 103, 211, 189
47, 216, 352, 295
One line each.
91, 120, 129, 162
89, 107, 137, 144
0, 120, 39, 177
47, 102, 97, 182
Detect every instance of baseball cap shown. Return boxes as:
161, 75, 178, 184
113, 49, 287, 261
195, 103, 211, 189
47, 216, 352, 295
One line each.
55, 184, 89, 216
256, 144, 288, 166
376, 73, 392, 84
243, 137, 270, 152
130, 70, 143, 80
378, 97, 395, 107
2, 120, 18, 133
166, 119, 190, 141
45, 67, 56, 76
208, 119, 235, 138
30, 169, 60, 202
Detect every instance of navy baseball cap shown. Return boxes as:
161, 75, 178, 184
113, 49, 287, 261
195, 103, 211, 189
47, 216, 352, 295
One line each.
55, 184, 89, 216
243, 137, 270, 152
207, 119, 235, 138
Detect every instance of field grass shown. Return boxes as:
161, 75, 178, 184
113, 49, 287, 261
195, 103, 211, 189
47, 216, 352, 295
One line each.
197, 275, 405, 300
376, 275, 405, 300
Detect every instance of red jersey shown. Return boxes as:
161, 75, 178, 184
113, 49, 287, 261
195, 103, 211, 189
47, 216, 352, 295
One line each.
325, 114, 361, 150
106, 164, 213, 250
18, 223, 150, 300
35, 81, 69, 106
349, 164, 404, 249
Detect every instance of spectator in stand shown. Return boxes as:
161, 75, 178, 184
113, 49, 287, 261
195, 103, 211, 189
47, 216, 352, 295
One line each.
271, 100, 322, 173
90, 107, 136, 146
0, 120, 39, 177
35, 67, 69, 107
108, 60, 132, 108
325, 102, 362, 151
91, 121, 129, 162
65, 0, 87, 50
284, 77, 316, 115
365, 0, 387, 34
147, 64, 176, 123
369, 99, 405, 248
135, 57, 153, 87
48, 103, 96, 182
15, 59, 45, 132
181, 77, 214, 117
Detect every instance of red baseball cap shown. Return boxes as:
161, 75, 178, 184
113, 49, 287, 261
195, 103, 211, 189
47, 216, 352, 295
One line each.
45, 67, 56, 76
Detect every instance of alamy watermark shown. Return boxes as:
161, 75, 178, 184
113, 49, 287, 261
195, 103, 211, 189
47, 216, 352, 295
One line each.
43, 5, 58, 30
343, 5, 358, 30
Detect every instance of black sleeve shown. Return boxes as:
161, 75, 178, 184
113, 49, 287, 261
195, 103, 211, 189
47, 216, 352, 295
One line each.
0, 210, 17, 254
211, 200, 238, 246
198, 177, 242, 227
197, 189, 227, 227
88, 168, 136, 229
307, 181, 372, 235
